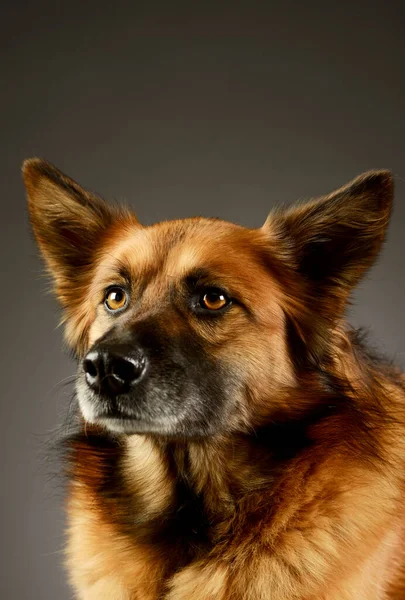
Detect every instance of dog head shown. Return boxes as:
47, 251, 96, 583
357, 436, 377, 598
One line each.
23, 160, 393, 437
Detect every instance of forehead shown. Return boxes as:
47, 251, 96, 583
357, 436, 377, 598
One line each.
98, 218, 270, 286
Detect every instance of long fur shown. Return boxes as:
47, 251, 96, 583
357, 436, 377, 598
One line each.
24, 159, 405, 599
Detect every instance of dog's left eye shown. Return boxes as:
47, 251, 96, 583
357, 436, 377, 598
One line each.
199, 289, 230, 311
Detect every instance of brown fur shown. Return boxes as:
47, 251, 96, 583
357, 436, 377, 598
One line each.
23, 158, 405, 599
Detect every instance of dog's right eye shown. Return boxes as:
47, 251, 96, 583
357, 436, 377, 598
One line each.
104, 287, 128, 312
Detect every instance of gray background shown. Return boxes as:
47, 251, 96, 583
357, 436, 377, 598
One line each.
1, 1, 404, 598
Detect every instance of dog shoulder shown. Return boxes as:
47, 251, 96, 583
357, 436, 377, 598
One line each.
64, 431, 173, 599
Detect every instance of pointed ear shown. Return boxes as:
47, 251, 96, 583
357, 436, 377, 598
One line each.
263, 170, 394, 364
23, 158, 136, 351
23, 158, 125, 277
266, 170, 393, 296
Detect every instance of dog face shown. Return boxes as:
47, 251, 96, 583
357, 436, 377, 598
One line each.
77, 218, 295, 436
23, 160, 393, 437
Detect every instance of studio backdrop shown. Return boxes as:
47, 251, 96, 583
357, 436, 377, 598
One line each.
0, 2, 404, 598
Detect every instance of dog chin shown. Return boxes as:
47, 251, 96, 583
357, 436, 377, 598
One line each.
78, 400, 181, 436
81, 407, 208, 437
75, 379, 222, 438
76, 386, 189, 437
77, 394, 178, 436
99, 415, 184, 435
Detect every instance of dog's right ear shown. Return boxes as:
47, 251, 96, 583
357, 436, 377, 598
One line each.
23, 159, 122, 279
23, 159, 136, 348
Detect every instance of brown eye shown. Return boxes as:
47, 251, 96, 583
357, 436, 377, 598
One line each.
200, 290, 229, 311
105, 287, 128, 312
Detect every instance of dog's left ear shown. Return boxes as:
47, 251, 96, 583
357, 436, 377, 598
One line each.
263, 170, 394, 362
265, 170, 393, 299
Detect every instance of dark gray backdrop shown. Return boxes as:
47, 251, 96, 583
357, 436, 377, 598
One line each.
1, 1, 404, 598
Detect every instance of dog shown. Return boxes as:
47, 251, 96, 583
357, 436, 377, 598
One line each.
23, 159, 405, 599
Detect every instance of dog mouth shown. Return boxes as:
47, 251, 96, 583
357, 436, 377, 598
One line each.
82, 407, 211, 437
74, 342, 237, 437
75, 376, 206, 436
75, 375, 235, 438
79, 398, 184, 435
74, 325, 237, 437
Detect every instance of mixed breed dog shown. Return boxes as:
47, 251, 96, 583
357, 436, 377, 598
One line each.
23, 159, 405, 599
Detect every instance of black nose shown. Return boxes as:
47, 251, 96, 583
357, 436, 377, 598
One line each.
83, 347, 146, 396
